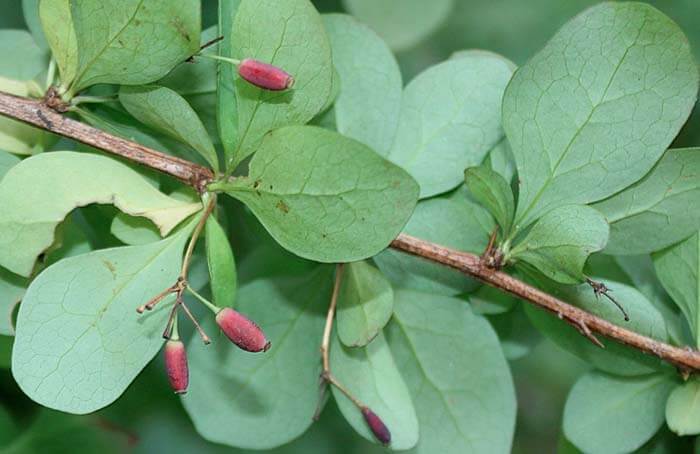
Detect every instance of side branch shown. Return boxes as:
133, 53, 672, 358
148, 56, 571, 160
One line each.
0, 91, 698, 372
391, 234, 700, 372
0, 91, 214, 189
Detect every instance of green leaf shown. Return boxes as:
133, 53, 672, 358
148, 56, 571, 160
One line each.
322, 14, 402, 155
0, 152, 201, 277
375, 186, 493, 295
216, 0, 241, 165
0, 77, 47, 156
594, 148, 700, 255
205, 216, 237, 308
69, 0, 200, 93
39, 0, 77, 87
342, 0, 453, 51
614, 254, 687, 346
509, 205, 609, 284
524, 279, 669, 376
110, 212, 161, 245
159, 25, 218, 96
0, 30, 46, 80
0, 150, 20, 181
485, 138, 516, 184
464, 165, 515, 235
220, 126, 419, 263
230, 0, 334, 169
387, 53, 514, 198
563, 372, 675, 454
503, 2, 699, 230
0, 269, 27, 336
77, 104, 198, 163
3, 410, 133, 453
331, 331, 418, 449
387, 290, 516, 454
337, 261, 393, 347
119, 85, 218, 170
469, 284, 518, 315
22, 0, 48, 49
11, 224, 193, 414
665, 379, 700, 436
653, 233, 700, 347
183, 267, 333, 449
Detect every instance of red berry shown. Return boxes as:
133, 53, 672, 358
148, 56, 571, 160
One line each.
215, 307, 271, 352
164, 339, 188, 394
361, 407, 391, 445
238, 59, 294, 91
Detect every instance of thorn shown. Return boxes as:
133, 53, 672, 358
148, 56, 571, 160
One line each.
573, 319, 605, 349
586, 278, 629, 321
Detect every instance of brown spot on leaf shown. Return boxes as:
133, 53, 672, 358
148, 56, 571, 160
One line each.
276, 200, 289, 214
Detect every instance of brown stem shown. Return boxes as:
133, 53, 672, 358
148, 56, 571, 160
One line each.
180, 194, 216, 279
391, 234, 700, 372
315, 264, 367, 417
0, 91, 214, 190
1, 91, 699, 372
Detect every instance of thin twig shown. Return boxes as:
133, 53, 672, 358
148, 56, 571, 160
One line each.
314, 264, 353, 420
1, 90, 699, 373
179, 296, 211, 344
0, 91, 214, 190
391, 234, 700, 372
180, 194, 216, 279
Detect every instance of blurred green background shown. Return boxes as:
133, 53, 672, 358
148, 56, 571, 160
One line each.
0, 0, 698, 452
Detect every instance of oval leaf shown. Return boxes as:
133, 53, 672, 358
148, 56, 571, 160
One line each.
205, 216, 237, 308
69, 0, 200, 92
221, 126, 419, 263
11, 226, 192, 414
387, 53, 514, 198
564, 372, 675, 454
375, 186, 493, 295
464, 164, 515, 235
509, 205, 609, 284
342, 0, 453, 51
230, 0, 334, 168
0, 152, 201, 277
653, 233, 700, 347
665, 379, 700, 436
337, 260, 393, 347
504, 2, 699, 229
323, 14, 402, 155
216, 0, 241, 163
387, 290, 516, 454
595, 148, 700, 255
119, 85, 218, 170
331, 331, 418, 449
39, 0, 77, 86
183, 267, 333, 449
0, 30, 46, 81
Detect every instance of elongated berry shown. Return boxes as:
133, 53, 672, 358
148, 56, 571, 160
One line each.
215, 307, 271, 352
238, 59, 294, 91
361, 407, 391, 445
164, 340, 188, 394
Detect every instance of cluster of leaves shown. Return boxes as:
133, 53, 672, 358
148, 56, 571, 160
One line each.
0, 1, 700, 453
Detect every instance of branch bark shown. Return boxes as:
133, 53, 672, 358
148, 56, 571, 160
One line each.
0, 91, 213, 189
2, 90, 699, 373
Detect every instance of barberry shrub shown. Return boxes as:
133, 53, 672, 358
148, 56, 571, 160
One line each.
0, 1, 699, 453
